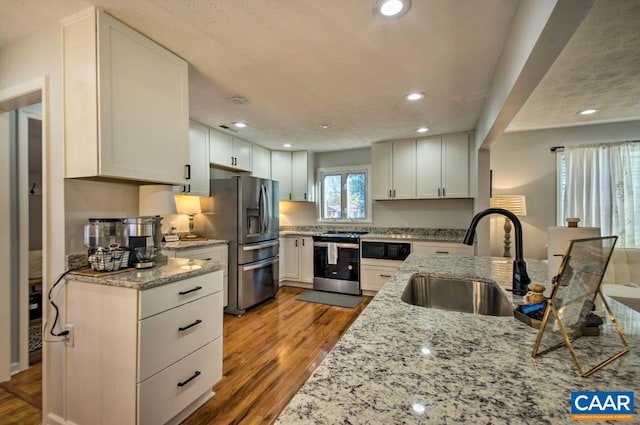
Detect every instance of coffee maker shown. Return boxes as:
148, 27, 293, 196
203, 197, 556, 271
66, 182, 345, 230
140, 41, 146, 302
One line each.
123, 217, 157, 268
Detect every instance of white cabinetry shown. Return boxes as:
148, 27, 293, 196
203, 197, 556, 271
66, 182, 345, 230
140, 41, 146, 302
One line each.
371, 140, 416, 200
271, 151, 315, 201
176, 121, 210, 196
65, 270, 223, 425
412, 241, 474, 256
63, 9, 189, 185
209, 128, 252, 172
164, 245, 229, 307
361, 261, 402, 293
251, 144, 272, 179
281, 236, 313, 283
416, 133, 470, 198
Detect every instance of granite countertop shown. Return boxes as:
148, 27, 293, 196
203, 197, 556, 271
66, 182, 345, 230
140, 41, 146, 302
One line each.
361, 233, 465, 242
162, 239, 228, 250
277, 254, 640, 424
67, 257, 224, 290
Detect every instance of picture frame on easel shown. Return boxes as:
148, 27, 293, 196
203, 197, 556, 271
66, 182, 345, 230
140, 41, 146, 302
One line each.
531, 236, 630, 377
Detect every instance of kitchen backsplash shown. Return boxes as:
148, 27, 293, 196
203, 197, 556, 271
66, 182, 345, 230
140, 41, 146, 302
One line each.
279, 225, 467, 240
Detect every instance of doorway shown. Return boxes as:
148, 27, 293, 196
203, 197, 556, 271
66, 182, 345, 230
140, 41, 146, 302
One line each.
0, 81, 46, 422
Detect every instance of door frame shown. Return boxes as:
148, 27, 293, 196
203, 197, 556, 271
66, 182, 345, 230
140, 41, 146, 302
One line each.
0, 77, 47, 384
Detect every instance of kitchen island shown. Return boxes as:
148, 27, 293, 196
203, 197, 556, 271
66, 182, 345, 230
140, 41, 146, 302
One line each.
277, 254, 640, 424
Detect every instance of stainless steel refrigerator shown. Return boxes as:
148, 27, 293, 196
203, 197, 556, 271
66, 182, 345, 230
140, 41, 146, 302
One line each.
207, 176, 279, 315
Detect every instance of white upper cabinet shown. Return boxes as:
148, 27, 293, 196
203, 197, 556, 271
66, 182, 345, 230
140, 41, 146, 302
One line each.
372, 140, 416, 200
291, 151, 315, 201
181, 121, 210, 196
251, 144, 272, 179
271, 151, 292, 201
416, 133, 469, 198
63, 8, 189, 185
271, 150, 315, 202
209, 128, 252, 172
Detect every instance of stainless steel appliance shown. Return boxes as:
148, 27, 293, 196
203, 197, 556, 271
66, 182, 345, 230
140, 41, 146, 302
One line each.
123, 217, 156, 268
312, 232, 368, 295
361, 240, 411, 262
208, 176, 279, 315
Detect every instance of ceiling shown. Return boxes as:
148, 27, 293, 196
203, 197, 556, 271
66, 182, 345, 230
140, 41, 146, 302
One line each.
1, 0, 638, 151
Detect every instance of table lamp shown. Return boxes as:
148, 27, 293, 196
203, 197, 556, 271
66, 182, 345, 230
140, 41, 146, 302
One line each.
139, 185, 177, 263
490, 195, 527, 257
174, 195, 202, 239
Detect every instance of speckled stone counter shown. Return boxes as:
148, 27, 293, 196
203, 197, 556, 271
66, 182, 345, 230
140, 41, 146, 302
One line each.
67, 257, 224, 290
162, 239, 228, 251
277, 254, 640, 424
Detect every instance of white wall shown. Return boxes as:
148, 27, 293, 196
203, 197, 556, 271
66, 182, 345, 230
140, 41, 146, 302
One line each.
490, 120, 640, 260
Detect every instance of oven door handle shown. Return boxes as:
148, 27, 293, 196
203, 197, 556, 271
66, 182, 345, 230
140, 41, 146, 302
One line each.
313, 242, 359, 249
243, 240, 279, 251
242, 256, 279, 272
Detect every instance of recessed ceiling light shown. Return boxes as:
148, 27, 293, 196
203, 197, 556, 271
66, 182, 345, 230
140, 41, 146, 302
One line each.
577, 108, 599, 116
416, 127, 429, 133
232, 121, 248, 128
404, 92, 425, 101
375, 0, 411, 18
320, 123, 331, 129
283, 143, 292, 148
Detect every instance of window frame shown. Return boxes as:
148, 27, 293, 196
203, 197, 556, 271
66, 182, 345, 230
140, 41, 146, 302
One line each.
316, 165, 372, 223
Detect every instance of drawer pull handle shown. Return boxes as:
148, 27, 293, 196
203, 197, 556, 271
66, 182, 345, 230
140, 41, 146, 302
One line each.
178, 319, 202, 332
380, 274, 391, 278
435, 251, 449, 254
177, 371, 201, 387
178, 286, 202, 295
202, 257, 212, 261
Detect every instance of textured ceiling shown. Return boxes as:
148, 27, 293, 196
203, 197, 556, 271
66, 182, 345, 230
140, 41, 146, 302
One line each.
507, 0, 640, 132
3, 1, 637, 151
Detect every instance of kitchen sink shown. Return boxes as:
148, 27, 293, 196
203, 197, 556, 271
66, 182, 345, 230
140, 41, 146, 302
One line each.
401, 275, 513, 316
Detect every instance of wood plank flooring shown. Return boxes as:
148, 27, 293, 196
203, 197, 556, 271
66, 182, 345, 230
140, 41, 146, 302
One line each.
0, 286, 371, 425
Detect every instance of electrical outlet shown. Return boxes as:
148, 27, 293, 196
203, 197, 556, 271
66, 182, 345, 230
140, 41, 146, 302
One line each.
65, 324, 74, 347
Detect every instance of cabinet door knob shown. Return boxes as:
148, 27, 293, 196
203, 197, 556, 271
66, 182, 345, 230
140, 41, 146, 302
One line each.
185, 164, 191, 180
295, 239, 298, 247
442, 187, 446, 197
389, 190, 392, 198
304, 192, 307, 200
393, 189, 396, 198
437, 188, 441, 197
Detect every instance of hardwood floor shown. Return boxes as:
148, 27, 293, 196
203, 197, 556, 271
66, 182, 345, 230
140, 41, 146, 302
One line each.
0, 286, 371, 425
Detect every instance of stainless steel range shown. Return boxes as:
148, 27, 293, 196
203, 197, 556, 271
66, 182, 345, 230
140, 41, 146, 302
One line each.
312, 231, 368, 295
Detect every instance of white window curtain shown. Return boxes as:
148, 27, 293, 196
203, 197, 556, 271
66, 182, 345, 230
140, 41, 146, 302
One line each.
558, 141, 640, 248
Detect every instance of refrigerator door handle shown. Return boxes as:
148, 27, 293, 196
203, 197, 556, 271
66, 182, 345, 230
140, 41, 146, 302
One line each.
242, 256, 279, 272
263, 184, 271, 233
242, 240, 279, 251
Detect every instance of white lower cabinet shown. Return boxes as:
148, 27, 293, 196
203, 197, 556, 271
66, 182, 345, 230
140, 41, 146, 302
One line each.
164, 244, 229, 307
65, 270, 224, 425
281, 236, 313, 283
360, 257, 404, 293
412, 241, 474, 256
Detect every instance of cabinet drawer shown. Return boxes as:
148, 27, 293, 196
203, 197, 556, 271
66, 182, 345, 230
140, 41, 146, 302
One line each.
138, 337, 222, 425
361, 265, 398, 292
139, 270, 223, 319
138, 291, 222, 381
412, 242, 474, 256
174, 246, 227, 262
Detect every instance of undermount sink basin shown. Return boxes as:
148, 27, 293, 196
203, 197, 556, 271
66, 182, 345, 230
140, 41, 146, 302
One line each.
401, 275, 513, 316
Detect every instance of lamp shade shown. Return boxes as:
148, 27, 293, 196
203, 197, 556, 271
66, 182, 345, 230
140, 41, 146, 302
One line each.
139, 185, 177, 216
174, 195, 202, 215
490, 195, 527, 216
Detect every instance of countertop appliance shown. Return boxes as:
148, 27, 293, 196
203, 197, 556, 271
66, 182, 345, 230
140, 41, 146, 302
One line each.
123, 216, 156, 268
361, 240, 411, 262
208, 176, 279, 315
312, 231, 368, 295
